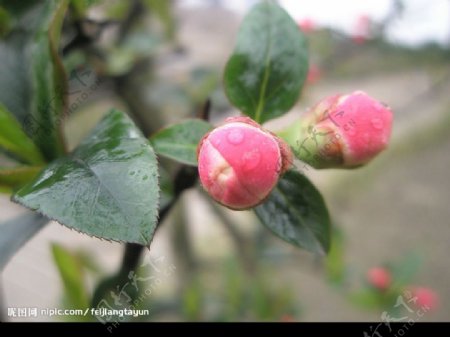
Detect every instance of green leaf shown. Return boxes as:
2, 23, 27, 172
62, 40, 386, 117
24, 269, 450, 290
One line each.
0, 165, 43, 191
74, 250, 103, 275
0, 6, 11, 37
349, 288, 383, 309
0, 211, 49, 271
51, 243, 90, 314
144, 0, 176, 40
325, 227, 346, 285
158, 166, 174, 210
13, 109, 160, 245
182, 278, 203, 321
224, 2, 308, 123
254, 170, 331, 255
0, 186, 11, 194
0, 1, 68, 160
150, 119, 212, 166
0, 103, 45, 165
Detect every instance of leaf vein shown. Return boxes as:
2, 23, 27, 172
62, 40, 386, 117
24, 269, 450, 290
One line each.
72, 156, 134, 230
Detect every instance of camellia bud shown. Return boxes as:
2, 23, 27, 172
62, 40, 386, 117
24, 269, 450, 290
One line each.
408, 287, 439, 311
298, 18, 316, 34
197, 117, 292, 210
279, 91, 393, 168
367, 267, 391, 291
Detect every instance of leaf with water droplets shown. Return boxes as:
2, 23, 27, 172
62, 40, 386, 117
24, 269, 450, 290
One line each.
12, 109, 160, 245
254, 170, 331, 255
224, 2, 309, 123
150, 119, 212, 166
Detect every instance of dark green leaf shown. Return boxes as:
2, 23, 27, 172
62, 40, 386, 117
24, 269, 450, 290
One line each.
150, 119, 212, 166
0, 2, 35, 16
0, 6, 11, 37
0, 211, 49, 270
255, 170, 331, 255
13, 109, 160, 245
0, 0, 68, 160
158, 166, 174, 210
0, 103, 45, 165
224, 2, 308, 123
0, 165, 43, 191
51, 243, 90, 314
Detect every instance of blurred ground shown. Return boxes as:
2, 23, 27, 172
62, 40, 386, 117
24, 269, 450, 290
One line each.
2, 4, 450, 322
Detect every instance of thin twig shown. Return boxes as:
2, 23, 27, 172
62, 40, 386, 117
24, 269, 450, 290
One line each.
117, 0, 146, 45
116, 165, 199, 282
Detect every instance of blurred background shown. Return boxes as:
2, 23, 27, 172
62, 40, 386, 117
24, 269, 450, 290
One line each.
1, 0, 449, 322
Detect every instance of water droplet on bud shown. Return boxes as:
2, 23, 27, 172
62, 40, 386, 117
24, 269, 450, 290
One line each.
227, 129, 245, 145
242, 150, 261, 171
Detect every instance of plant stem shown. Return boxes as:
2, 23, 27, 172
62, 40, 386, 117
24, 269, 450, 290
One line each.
92, 164, 199, 308
116, 197, 178, 280
117, 165, 199, 278
117, 0, 145, 45
117, 243, 144, 280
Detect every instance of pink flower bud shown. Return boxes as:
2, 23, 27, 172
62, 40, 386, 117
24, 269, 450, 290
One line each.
280, 314, 295, 322
408, 287, 439, 311
298, 18, 316, 34
352, 14, 371, 44
295, 91, 393, 168
306, 64, 322, 86
197, 117, 292, 210
367, 267, 391, 291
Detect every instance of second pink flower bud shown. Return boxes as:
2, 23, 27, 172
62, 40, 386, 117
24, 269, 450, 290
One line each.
280, 91, 393, 169
197, 117, 292, 210
367, 267, 392, 291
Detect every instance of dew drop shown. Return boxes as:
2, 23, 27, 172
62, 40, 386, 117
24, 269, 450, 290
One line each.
130, 171, 136, 176
371, 118, 383, 130
242, 150, 261, 171
143, 175, 148, 181
227, 129, 245, 145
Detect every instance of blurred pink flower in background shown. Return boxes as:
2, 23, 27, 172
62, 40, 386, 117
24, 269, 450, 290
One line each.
298, 18, 316, 34
306, 64, 322, 85
352, 14, 371, 44
367, 267, 392, 290
408, 287, 439, 311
